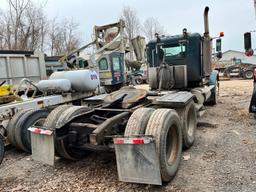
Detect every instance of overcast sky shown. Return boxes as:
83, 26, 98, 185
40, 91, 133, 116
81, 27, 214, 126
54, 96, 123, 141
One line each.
2, 0, 256, 52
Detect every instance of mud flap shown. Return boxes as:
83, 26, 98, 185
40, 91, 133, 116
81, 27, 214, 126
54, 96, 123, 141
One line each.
0, 135, 5, 165
114, 136, 161, 185
28, 127, 55, 166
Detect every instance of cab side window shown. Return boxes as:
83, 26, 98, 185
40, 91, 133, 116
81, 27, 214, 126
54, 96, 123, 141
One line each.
98, 58, 108, 70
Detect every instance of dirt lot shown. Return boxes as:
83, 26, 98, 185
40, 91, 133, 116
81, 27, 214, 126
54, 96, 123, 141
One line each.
0, 80, 256, 192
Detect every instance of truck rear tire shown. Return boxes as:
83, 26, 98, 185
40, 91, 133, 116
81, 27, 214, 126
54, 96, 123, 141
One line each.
9, 109, 49, 152
44, 105, 71, 157
0, 135, 4, 165
124, 108, 155, 136
7, 109, 32, 150
177, 101, 197, 149
145, 109, 182, 182
17, 109, 49, 152
45, 105, 91, 160
43, 105, 71, 129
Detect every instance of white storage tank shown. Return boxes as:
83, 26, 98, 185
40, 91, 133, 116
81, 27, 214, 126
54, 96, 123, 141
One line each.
37, 79, 71, 92
49, 69, 99, 92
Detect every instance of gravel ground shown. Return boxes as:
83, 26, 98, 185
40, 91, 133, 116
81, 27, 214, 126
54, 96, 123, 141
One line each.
0, 79, 256, 192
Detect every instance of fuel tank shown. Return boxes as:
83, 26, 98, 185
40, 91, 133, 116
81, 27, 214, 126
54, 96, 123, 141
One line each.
37, 79, 71, 93
49, 69, 99, 92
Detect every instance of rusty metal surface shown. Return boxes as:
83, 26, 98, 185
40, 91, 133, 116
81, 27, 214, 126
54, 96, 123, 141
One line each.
30, 130, 55, 166
0, 95, 16, 105
104, 87, 147, 109
90, 112, 130, 145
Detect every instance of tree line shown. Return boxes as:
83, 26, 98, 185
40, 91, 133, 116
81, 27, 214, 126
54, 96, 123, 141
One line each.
121, 6, 165, 42
0, 0, 164, 56
0, 0, 80, 56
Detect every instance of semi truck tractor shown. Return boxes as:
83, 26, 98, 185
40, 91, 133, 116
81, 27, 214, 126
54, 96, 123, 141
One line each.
26, 6, 221, 185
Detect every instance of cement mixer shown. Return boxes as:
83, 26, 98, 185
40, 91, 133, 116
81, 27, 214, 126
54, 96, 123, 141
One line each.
125, 36, 148, 85
59, 20, 127, 93
125, 36, 146, 71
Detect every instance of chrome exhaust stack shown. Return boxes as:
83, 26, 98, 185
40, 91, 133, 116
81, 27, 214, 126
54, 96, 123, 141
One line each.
203, 6, 212, 77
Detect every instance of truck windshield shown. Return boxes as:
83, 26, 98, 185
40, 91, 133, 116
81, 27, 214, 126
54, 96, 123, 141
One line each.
163, 44, 186, 59
112, 56, 121, 71
151, 44, 186, 66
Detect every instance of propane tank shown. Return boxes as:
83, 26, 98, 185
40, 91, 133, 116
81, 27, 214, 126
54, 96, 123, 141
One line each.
37, 79, 71, 93
49, 69, 99, 92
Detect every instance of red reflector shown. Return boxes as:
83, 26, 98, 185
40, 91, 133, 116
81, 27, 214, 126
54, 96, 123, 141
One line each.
115, 139, 124, 144
132, 139, 144, 144
34, 129, 41, 134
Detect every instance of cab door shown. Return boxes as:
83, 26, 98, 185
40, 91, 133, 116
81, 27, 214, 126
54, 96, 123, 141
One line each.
109, 52, 124, 85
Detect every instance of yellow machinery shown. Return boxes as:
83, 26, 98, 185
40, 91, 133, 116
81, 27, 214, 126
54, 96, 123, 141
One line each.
0, 81, 15, 104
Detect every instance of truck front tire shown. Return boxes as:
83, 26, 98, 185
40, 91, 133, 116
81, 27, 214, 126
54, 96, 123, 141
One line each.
145, 109, 182, 182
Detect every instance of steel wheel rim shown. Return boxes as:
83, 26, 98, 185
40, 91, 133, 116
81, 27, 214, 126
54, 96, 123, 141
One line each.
246, 71, 253, 79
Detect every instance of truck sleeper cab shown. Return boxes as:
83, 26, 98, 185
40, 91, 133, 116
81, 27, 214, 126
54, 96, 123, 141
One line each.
147, 33, 204, 88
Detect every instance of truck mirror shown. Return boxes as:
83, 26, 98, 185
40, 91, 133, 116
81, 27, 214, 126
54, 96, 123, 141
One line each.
219, 32, 224, 37
244, 32, 252, 51
216, 52, 222, 59
216, 38, 222, 52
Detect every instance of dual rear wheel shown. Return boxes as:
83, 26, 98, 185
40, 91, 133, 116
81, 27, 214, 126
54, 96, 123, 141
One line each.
7, 109, 49, 153
125, 102, 197, 182
44, 105, 91, 160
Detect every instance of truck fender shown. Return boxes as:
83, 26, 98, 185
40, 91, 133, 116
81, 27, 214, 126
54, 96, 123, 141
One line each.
209, 70, 219, 87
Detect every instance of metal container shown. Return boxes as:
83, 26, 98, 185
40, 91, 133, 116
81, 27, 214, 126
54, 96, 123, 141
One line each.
49, 69, 99, 92
0, 51, 46, 88
174, 65, 187, 89
37, 79, 71, 92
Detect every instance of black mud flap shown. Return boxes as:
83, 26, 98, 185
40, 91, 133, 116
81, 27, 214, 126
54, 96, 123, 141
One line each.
114, 136, 161, 185
0, 135, 4, 165
249, 86, 256, 113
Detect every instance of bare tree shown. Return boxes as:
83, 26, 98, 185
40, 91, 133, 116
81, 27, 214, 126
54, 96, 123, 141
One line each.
0, 0, 81, 55
142, 17, 165, 41
120, 6, 140, 60
0, 0, 48, 51
48, 19, 81, 56
120, 6, 140, 40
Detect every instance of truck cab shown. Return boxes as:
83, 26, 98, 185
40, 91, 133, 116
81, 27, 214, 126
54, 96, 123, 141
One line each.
97, 51, 125, 92
147, 32, 205, 88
